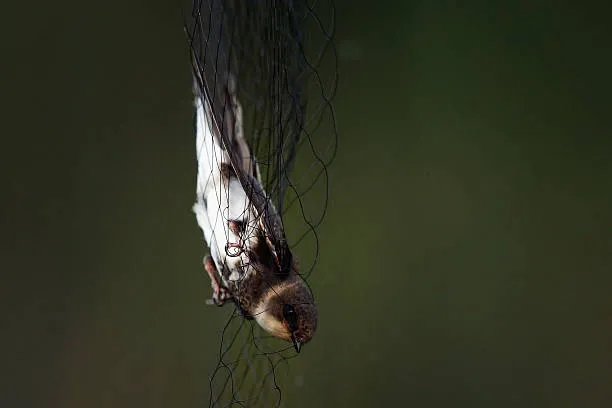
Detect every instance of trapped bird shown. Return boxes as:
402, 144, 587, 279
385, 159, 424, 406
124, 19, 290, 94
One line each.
185, 1, 336, 403
191, 75, 317, 353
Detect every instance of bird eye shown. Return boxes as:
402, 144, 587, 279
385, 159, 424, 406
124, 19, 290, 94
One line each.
282, 304, 299, 331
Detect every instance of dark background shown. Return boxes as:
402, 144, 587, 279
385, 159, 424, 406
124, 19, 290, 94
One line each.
2, 1, 611, 407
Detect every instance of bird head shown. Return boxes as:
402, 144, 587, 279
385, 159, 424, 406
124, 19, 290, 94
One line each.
253, 279, 317, 352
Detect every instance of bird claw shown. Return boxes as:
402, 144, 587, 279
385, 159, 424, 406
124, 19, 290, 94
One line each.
225, 242, 243, 257
225, 220, 244, 257
207, 285, 232, 306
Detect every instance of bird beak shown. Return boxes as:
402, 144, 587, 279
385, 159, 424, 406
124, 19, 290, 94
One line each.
291, 335, 302, 353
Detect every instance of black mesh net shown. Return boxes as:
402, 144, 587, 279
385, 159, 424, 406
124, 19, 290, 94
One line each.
185, 0, 337, 406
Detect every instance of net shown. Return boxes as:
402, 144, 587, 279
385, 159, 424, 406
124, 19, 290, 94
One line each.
186, 1, 337, 406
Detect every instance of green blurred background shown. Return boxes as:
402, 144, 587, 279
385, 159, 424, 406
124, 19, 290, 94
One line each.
2, 1, 611, 407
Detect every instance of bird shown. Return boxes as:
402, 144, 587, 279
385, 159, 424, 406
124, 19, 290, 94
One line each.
191, 74, 317, 353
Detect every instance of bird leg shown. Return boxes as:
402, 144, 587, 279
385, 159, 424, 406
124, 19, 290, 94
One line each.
203, 255, 231, 306
225, 220, 244, 257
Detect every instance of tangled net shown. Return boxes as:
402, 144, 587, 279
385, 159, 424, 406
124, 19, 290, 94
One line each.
186, 0, 337, 406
